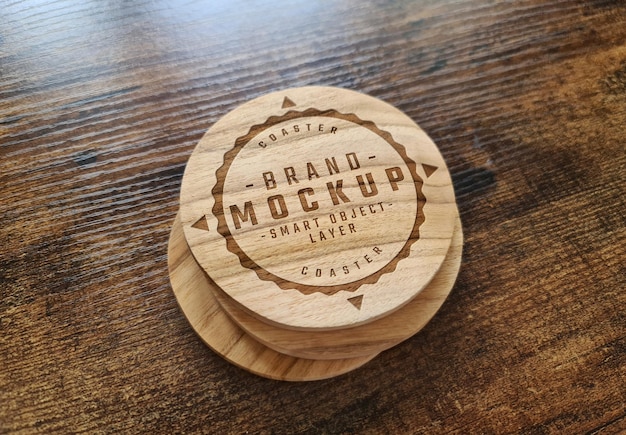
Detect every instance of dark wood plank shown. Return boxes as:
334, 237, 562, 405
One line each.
1, 0, 625, 433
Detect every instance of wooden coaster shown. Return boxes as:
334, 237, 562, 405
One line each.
168, 213, 376, 381
192, 214, 463, 360
180, 86, 458, 330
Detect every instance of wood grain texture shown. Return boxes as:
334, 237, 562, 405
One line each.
1, 0, 625, 433
179, 86, 458, 330
168, 213, 375, 381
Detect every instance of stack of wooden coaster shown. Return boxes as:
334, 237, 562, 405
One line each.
167, 87, 462, 381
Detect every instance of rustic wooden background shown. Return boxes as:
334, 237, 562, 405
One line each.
1, 0, 625, 433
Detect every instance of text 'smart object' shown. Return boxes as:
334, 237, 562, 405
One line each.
167, 86, 463, 381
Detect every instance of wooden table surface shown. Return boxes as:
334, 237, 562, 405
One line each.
2, 1, 625, 433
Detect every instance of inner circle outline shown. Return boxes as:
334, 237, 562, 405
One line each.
212, 108, 426, 296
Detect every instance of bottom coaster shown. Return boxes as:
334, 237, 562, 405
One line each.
168, 213, 376, 381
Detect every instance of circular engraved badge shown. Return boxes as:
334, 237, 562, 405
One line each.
180, 87, 457, 330
213, 109, 424, 295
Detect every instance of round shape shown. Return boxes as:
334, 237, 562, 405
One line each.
180, 86, 458, 330
213, 111, 424, 292
168, 213, 376, 381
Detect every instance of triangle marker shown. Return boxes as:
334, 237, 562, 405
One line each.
347, 295, 363, 310
282, 97, 296, 108
191, 215, 210, 231
422, 164, 438, 178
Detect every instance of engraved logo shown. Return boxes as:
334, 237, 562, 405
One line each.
212, 103, 425, 296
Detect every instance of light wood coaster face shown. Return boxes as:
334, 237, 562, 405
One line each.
180, 214, 463, 360
168, 213, 376, 381
180, 86, 458, 330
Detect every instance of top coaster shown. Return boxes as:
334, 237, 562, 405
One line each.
180, 86, 457, 330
